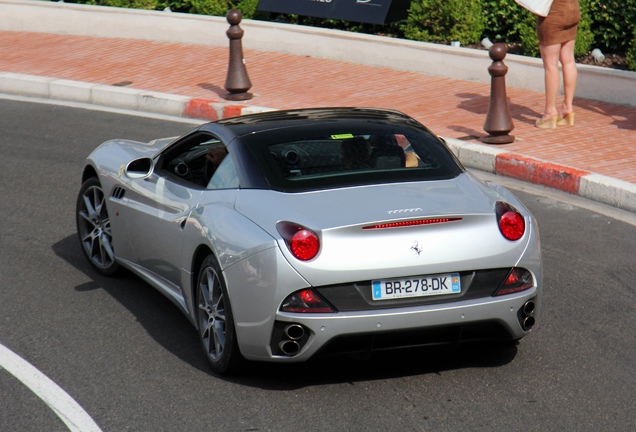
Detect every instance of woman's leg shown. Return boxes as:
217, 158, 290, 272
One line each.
539, 43, 561, 121
559, 39, 577, 117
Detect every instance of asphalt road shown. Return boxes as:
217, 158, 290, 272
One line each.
1, 97, 635, 432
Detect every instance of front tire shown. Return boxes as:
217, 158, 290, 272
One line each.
196, 255, 243, 375
76, 177, 120, 276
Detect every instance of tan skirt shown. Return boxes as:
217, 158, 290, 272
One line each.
536, 0, 581, 46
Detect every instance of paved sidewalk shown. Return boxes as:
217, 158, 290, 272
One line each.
1, 30, 635, 211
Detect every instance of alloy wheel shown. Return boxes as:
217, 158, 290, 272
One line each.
77, 179, 117, 274
198, 265, 227, 363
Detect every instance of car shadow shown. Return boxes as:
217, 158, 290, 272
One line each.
53, 234, 518, 388
227, 342, 518, 390
52, 234, 210, 373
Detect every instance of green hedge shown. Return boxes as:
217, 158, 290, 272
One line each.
401, 0, 485, 45
62, 0, 636, 71
627, 29, 636, 71
187, 0, 259, 17
588, 0, 636, 53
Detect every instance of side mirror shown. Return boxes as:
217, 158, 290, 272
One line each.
125, 157, 154, 179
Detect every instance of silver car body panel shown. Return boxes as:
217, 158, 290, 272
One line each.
234, 173, 537, 286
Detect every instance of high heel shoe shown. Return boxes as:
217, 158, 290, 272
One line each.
557, 112, 575, 126
535, 115, 558, 129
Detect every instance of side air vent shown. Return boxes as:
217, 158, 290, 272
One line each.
111, 186, 126, 200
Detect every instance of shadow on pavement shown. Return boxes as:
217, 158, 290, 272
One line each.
51, 234, 210, 373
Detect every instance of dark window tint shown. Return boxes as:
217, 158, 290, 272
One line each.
240, 122, 463, 192
157, 132, 228, 188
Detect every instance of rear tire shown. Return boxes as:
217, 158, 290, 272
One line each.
196, 255, 243, 375
76, 177, 120, 276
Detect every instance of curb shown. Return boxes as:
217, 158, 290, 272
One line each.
1, 71, 635, 213
444, 137, 636, 213
183, 98, 275, 121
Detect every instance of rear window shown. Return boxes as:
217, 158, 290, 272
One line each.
240, 122, 463, 192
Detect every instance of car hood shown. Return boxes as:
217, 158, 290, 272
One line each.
235, 172, 537, 286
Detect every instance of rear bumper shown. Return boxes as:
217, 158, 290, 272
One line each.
240, 288, 538, 362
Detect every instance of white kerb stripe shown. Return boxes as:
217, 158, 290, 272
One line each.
0, 343, 103, 432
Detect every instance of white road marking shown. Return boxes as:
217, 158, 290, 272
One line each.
0, 343, 103, 432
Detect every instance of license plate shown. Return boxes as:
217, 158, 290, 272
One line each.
372, 273, 461, 300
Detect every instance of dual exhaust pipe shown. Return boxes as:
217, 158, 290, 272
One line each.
519, 300, 536, 331
278, 324, 305, 356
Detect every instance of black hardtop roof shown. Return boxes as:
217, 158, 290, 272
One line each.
212, 107, 424, 134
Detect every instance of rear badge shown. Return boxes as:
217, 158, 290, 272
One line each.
411, 240, 423, 256
387, 208, 422, 215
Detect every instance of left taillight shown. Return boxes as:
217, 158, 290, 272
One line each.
280, 288, 335, 313
496, 202, 525, 241
276, 221, 320, 261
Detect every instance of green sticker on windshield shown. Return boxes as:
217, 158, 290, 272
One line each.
331, 133, 354, 140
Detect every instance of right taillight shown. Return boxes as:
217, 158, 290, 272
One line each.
495, 268, 534, 296
496, 202, 525, 241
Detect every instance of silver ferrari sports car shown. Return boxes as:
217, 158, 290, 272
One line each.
76, 107, 542, 374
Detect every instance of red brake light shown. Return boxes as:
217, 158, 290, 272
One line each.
280, 288, 334, 313
495, 268, 534, 296
276, 222, 320, 261
496, 202, 525, 241
363, 217, 462, 230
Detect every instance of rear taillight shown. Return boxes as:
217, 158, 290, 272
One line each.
495, 268, 534, 296
496, 202, 525, 241
280, 289, 334, 313
276, 221, 320, 261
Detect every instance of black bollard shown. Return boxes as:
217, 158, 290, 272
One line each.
482, 43, 514, 144
223, 9, 253, 101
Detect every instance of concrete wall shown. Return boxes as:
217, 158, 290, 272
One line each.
1, 0, 635, 107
